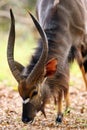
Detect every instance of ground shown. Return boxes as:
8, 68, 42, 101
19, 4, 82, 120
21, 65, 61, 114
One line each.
0, 75, 87, 130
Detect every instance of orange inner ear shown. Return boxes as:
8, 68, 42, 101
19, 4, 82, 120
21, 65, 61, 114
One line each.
45, 58, 58, 77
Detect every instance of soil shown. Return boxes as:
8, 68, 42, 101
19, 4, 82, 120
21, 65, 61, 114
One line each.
0, 75, 87, 130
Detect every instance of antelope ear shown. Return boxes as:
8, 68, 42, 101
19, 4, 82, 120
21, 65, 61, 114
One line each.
45, 58, 58, 77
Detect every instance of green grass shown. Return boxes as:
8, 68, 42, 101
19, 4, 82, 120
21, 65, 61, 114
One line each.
70, 61, 82, 86
70, 61, 81, 77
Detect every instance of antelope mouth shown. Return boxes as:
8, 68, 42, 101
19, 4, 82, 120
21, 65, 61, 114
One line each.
22, 117, 34, 124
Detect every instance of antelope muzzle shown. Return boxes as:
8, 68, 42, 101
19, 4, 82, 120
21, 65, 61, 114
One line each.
22, 102, 37, 123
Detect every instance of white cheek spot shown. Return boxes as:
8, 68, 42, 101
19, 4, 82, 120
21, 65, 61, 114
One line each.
22, 98, 30, 104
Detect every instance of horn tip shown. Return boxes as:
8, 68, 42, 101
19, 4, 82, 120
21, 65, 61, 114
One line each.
28, 11, 32, 17
10, 8, 13, 16
10, 8, 12, 12
10, 8, 15, 22
27, 10, 34, 20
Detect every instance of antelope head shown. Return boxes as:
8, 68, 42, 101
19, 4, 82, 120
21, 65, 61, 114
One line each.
7, 9, 57, 123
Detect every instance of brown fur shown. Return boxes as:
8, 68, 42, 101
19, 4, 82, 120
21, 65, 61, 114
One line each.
8, 0, 87, 123
22, 0, 87, 123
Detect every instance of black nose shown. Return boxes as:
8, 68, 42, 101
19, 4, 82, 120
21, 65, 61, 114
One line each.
22, 117, 33, 123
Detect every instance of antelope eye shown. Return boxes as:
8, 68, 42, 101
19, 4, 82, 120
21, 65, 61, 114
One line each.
31, 90, 38, 98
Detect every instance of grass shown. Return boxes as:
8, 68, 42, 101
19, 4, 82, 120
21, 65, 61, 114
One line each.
70, 61, 82, 86
70, 61, 82, 77
0, 25, 82, 88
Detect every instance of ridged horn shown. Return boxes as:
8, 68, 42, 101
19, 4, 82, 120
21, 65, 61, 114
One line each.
26, 12, 48, 85
7, 9, 24, 83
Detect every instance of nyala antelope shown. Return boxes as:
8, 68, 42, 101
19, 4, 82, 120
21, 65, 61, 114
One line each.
7, 0, 87, 123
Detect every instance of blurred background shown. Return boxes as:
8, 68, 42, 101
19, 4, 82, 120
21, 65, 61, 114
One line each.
0, 0, 38, 88
0, 0, 82, 89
